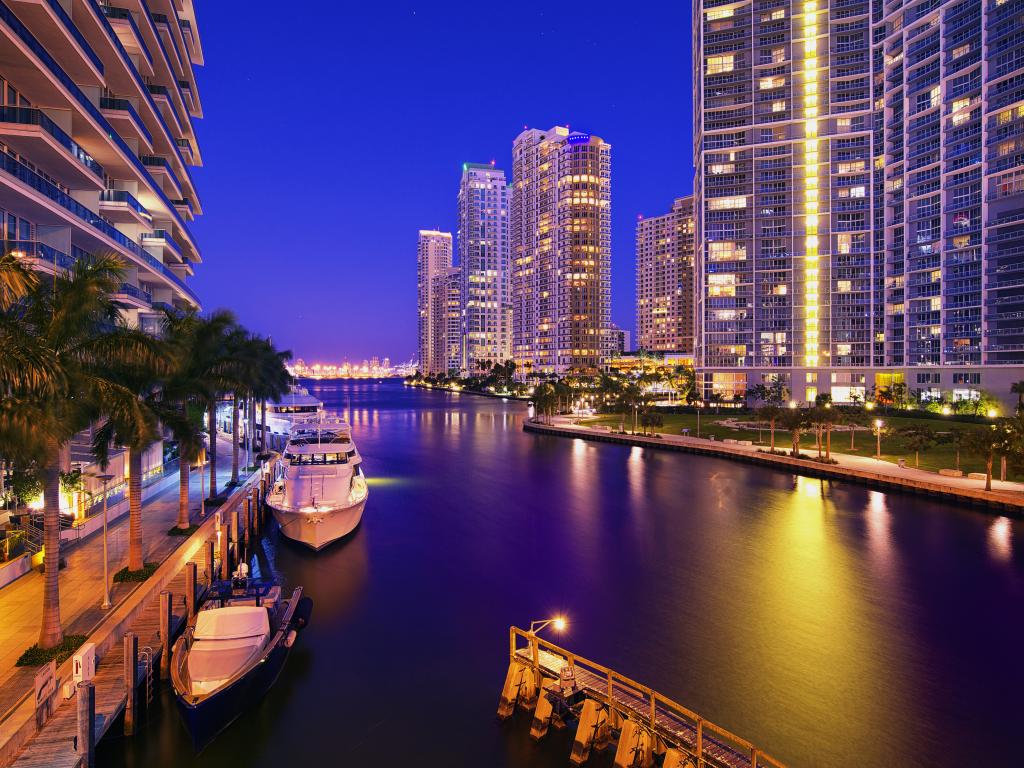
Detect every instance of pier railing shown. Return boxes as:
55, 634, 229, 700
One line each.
509, 626, 785, 768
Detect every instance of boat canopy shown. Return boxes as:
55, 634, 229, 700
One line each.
194, 606, 269, 641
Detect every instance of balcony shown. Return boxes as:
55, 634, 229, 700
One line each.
99, 5, 153, 75
3, 238, 75, 274
8, 0, 103, 85
141, 229, 182, 260
99, 96, 153, 151
0, 105, 104, 189
170, 196, 194, 220
112, 281, 152, 308
99, 188, 152, 225
139, 154, 183, 198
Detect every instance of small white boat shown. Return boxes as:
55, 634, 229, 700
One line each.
265, 416, 368, 550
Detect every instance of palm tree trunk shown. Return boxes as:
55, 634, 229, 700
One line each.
986, 453, 993, 491
177, 457, 190, 529
39, 437, 63, 649
260, 399, 267, 453
207, 401, 218, 498
955, 448, 960, 471
770, 420, 775, 451
850, 425, 856, 450
128, 447, 143, 572
826, 428, 832, 460
231, 395, 240, 485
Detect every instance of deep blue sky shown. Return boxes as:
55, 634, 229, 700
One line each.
190, 1, 695, 363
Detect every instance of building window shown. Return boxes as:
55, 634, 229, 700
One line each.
706, 55, 735, 74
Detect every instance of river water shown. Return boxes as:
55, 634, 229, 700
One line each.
98, 379, 1024, 767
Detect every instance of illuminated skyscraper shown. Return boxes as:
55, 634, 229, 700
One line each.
636, 196, 695, 353
511, 126, 612, 376
416, 230, 453, 374
694, 0, 1024, 407
458, 163, 511, 372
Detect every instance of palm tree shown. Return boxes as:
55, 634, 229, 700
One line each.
4, 254, 165, 647
962, 426, 1001, 491
779, 408, 809, 457
1011, 381, 1024, 414
757, 404, 783, 451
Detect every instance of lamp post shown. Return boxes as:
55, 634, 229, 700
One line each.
874, 419, 884, 459
97, 473, 115, 610
527, 616, 567, 687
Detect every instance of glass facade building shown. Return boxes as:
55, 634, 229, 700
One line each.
694, 0, 1024, 405
416, 229, 453, 375
636, 195, 696, 354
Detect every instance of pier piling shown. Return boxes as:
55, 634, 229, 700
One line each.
220, 524, 230, 580
123, 632, 137, 736
159, 591, 171, 678
76, 681, 95, 768
185, 562, 197, 619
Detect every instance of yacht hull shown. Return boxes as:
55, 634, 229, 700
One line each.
269, 497, 366, 550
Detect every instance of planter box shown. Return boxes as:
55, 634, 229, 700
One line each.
967, 472, 987, 480
939, 468, 964, 478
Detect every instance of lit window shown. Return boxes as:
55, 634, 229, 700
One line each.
706, 55, 735, 74
705, 8, 733, 20
709, 163, 736, 174
772, 100, 786, 112
707, 196, 747, 210
952, 44, 970, 59
837, 280, 851, 293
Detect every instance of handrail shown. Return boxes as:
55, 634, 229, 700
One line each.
510, 625, 786, 768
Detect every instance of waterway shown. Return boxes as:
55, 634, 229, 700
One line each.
98, 379, 1024, 767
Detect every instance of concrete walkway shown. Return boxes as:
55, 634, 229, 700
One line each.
0, 438, 253, 719
550, 416, 1024, 500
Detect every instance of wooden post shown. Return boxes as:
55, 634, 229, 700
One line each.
220, 525, 230, 580
123, 632, 138, 736
185, 562, 197, 619
231, 508, 240, 546
649, 691, 656, 729
76, 681, 95, 767
696, 718, 703, 767
243, 496, 251, 551
159, 590, 171, 678
206, 540, 215, 585
751, 748, 758, 768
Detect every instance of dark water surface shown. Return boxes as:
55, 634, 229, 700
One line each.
98, 380, 1024, 767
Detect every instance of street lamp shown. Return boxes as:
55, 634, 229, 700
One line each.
527, 616, 567, 687
96, 473, 115, 610
874, 419, 884, 459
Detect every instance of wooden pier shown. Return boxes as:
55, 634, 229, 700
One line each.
499, 627, 784, 768
1, 466, 274, 768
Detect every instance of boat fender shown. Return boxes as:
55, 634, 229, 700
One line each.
293, 596, 314, 629
285, 629, 298, 648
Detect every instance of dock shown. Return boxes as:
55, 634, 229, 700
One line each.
499, 626, 784, 768
1, 465, 275, 768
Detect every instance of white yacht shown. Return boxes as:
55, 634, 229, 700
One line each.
265, 416, 368, 550
257, 385, 324, 449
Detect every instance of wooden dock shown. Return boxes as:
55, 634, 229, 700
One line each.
499, 627, 784, 768
3, 466, 273, 768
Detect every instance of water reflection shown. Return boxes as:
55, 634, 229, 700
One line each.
98, 381, 1024, 768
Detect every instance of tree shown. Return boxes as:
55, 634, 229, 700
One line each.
945, 428, 969, 472
896, 425, 936, 468
778, 408, 809, 457
756, 404, 783, 451
962, 426, 1001, 491
3, 254, 166, 648
1012, 381, 1024, 414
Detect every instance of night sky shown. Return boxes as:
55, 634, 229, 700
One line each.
189, 2, 695, 363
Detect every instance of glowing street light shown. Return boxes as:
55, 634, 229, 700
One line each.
874, 419, 884, 459
529, 616, 568, 635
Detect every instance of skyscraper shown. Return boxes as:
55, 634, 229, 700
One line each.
437, 266, 462, 374
693, 0, 1024, 407
416, 230, 453, 374
458, 162, 511, 373
636, 196, 695, 354
1, 0, 205, 332
511, 126, 612, 376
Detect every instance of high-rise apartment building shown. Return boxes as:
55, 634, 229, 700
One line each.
636, 196, 696, 354
694, 0, 1024, 407
458, 162, 511, 372
1, 0, 205, 333
435, 266, 462, 374
511, 126, 612, 376
416, 230, 453, 374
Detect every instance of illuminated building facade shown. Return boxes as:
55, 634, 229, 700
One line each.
636, 196, 695, 354
458, 163, 511, 372
694, 0, 1024, 407
0, 0, 205, 333
511, 126, 612, 375
416, 230, 453, 374
435, 265, 462, 374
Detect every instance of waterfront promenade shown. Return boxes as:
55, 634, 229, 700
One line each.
0, 439, 242, 720
530, 416, 1024, 513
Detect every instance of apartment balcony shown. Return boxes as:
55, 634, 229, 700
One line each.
99, 188, 152, 226
112, 281, 152, 308
8, 0, 104, 85
3, 238, 75, 274
99, 4, 154, 78
141, 228, 182, 260
0, 105, 104, 189
139, 154, 183, 197
99, 96, 153, 151
169, 196, 194, 220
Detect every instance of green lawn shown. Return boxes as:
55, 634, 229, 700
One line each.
577, 412, 1019, 481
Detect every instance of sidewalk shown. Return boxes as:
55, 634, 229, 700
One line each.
0, 438, 253, 717
550, 416, 1024, 499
